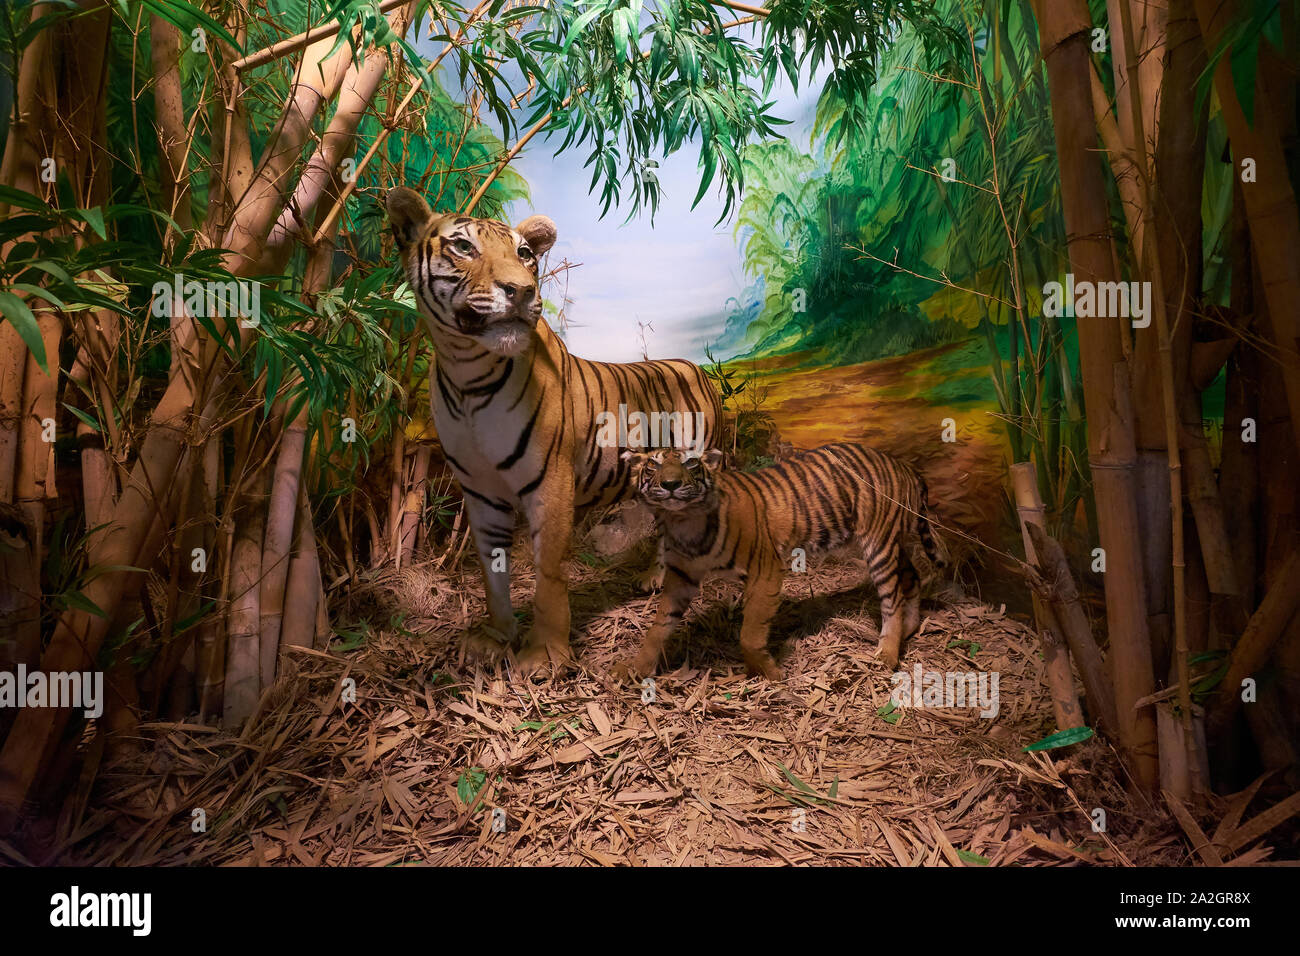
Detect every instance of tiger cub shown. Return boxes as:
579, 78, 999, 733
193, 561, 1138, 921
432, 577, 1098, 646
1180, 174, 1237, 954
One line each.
617, 443, 944, 680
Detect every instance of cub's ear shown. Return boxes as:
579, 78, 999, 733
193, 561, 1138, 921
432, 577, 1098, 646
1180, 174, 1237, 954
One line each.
516, 214, 557, 258
700, 447, 726, 470
620, 449, 652, 476
387, 187, 435, 250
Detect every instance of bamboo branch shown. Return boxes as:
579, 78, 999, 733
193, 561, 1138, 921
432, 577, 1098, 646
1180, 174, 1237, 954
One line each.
231, 0, 410, 72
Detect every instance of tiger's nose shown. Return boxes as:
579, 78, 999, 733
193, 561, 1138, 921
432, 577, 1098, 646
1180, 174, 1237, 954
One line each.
499, 282, 534, 302
660, 479, 681, 491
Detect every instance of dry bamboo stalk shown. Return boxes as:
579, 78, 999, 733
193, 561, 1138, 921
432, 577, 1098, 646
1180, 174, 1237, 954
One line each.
151, 15, 194, 236
1031, 0, 1158, 790
1025, 524, 1120, 740
281, 484, 321, 648
259, 409, 308, 685
312, 558, 331, 650
1209, 550, 1300, 738
0, 322, 25, 503
1115, 0, 1203, 798
1192, 0, 1300, 461
399, 445, 432, 567
386, 427, 407, 567
1010, 464, 1083, 731
194, 441, 225, 724
225, 471, 270, 729
1183, 440, 1238, 595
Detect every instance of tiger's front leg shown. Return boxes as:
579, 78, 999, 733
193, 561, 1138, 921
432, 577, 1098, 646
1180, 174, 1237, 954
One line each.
615, 565, 699, 679
462, 493, 519, 661
515, 470, 577, 675
738, 571, 785, 682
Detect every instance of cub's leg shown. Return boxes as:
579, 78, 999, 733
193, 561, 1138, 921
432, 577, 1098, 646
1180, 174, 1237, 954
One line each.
635, 536, 666, 592
867, 543, 909, 669
462, 495, 519, 660
738, 572, 785, 681
516, 472, 577, 674
616, 565, 699, 678
900, 555, 922, 641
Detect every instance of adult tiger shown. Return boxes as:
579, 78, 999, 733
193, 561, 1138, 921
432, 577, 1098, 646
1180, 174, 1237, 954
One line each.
386, 187, 723, 672
617, 443, 945, 680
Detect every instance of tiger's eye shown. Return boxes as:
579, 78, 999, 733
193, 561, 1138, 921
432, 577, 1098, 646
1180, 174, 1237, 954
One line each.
452, 238, 475, 255
518, 246, 534, 260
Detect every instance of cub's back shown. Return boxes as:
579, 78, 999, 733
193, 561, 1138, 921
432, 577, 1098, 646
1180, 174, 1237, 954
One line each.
716, 442, 924, 554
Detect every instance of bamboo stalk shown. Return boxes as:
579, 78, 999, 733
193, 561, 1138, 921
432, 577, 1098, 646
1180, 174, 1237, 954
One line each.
1115, 0, 1203, 798
1010, 464, 1083, 731
1209, 551, 1300, 738
224, 470, 269, 729
1192, 0, 1300, 461
1031, 0, 1158, 790
281, 483, 321, 649
399, 444, 432, 566
194, 439, 225, 724
259, 408, 308, 686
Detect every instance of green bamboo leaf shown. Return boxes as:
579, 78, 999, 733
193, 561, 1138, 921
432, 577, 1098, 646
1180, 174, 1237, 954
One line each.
140, 0, 244, 54
0, 290, 48, 372
563, 7, 603, 53
1023, 726, 1094, 752
63, 404, 101, 434
62, 590, 109, 619
77, 207, 107, 240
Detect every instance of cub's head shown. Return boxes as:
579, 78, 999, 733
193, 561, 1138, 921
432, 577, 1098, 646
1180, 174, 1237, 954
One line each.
622, 448, 726, 512
387, 186, 557, 356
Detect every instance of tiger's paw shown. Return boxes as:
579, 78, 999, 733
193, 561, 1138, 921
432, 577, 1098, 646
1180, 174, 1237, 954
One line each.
514, 639, 573, 679
611, 655, 654, 682
874, 642, 900, 670
744, 653, 784, 683
633, 565, 665, 594
461, 623, 514, 664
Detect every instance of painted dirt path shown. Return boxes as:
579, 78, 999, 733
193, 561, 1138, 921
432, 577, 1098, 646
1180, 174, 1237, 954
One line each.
739, 339, 1013, 564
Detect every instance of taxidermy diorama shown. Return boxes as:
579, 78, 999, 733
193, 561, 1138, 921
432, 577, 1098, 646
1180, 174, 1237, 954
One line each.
0, 0, 1297, 881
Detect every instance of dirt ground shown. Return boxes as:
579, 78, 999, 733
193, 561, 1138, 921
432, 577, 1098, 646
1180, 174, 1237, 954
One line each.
39, 541, 1210, 867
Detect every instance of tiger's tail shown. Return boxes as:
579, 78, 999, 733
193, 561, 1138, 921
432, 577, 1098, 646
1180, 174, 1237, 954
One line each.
915, 475, 947, 569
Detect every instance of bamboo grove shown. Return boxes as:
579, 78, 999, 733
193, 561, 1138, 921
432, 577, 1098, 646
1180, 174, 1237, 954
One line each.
0, 0, 1297, 836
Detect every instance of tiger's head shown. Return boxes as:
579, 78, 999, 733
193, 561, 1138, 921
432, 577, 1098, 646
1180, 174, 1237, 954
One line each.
386, 186, 557, 356
622, 447, 726, 512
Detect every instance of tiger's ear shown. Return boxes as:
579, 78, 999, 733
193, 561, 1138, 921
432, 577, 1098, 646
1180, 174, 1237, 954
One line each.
387, 187, 436, 251
700, 447, 725, 470
516, 214, 557, 258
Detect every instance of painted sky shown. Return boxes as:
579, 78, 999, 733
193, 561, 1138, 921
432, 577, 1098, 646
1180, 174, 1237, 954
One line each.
417, 22, 822, 363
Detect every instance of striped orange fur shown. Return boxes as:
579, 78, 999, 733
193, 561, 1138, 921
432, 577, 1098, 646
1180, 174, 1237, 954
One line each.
619, 443, 944, 680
